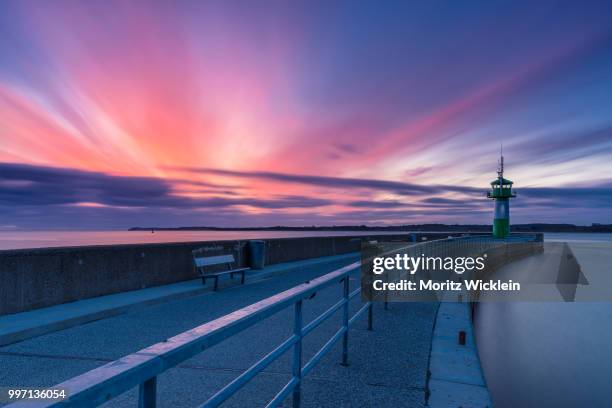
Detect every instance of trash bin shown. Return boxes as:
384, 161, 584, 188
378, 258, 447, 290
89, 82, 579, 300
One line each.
248, 240, 266, 270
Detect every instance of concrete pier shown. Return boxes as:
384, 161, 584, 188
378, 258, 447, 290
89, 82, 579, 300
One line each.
0, 254, 438, 407
0, 234, 542, 406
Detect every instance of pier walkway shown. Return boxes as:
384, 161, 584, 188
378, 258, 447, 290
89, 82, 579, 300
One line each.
0, 255, 438, 407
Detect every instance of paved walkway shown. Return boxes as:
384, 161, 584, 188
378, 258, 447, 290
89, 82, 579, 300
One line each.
0, 256, 438, 407
428, 300, 491, 408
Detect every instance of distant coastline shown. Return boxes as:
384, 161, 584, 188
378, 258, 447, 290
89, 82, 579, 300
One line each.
129, 223, 612, 233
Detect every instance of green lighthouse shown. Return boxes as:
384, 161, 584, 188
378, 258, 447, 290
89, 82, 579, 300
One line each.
487, 151, 515, 238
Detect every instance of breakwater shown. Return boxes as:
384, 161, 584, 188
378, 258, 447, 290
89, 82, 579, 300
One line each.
0, 233, 453, 315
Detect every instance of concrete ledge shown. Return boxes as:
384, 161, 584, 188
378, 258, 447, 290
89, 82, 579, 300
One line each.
0, 253, 358, 346
427, 298, 492, 408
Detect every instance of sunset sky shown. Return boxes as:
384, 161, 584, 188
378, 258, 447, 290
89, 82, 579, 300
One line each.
1, 0, 612, 229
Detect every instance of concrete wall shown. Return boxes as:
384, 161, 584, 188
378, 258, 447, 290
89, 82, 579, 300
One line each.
1, 233, 454, 315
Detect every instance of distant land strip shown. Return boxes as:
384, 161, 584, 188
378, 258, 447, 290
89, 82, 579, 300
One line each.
129, 224, 612, 233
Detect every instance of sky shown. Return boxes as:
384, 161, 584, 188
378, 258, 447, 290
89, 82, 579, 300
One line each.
1, 0, 612, 230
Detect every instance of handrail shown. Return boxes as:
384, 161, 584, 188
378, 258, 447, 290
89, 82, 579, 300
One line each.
7, 260, 375, 408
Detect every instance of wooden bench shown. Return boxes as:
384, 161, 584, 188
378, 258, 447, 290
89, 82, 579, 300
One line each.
192, 252, 250, 291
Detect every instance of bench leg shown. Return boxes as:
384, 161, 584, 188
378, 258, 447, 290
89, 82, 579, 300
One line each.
213, 276, 219, 291
240, 271, 245, 284
201, 276, 206, 285
230, 272, 234, 279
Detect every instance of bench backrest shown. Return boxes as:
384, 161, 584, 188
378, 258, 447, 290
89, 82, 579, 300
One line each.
193, 254, 235, 268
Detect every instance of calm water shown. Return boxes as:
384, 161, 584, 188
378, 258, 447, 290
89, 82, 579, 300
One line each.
543, 232, 612, 243
0, 230, 413, 250
2, 230, 612, 251
475, 235, 612, 407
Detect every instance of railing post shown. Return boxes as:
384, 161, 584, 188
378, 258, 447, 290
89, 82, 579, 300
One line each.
367, 302, 373, 331
292, 300, 303, 407
341, 277, 349, 366
138, 377, 157, 408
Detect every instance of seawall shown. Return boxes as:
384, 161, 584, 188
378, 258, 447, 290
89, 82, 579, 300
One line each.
1, 233, 451, 315
425, 233, 543, 407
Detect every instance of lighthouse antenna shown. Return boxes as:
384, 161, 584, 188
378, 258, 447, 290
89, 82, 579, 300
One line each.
497, 143, 504, 179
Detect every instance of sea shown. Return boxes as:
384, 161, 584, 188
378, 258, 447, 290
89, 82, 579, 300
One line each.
0, 229, 414, 250
2, 230, 612, 251
474, 232, 612, 407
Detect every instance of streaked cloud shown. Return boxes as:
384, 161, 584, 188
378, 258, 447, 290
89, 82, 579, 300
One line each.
1, 162, 611, 228
1, 1, 612, 228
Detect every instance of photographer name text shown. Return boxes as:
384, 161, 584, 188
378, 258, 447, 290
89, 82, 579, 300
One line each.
372, 279, 520, 292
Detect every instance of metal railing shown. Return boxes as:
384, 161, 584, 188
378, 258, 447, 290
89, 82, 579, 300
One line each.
9, 261, 374, 408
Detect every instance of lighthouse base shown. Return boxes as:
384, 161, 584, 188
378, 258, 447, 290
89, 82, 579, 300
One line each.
493, 218, 510, 238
